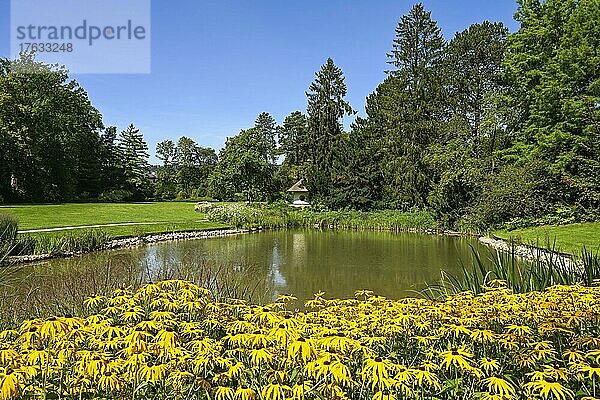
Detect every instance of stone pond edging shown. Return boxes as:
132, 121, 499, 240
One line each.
8, 224, 577, 269
478, 235, 577, 268
8, 228, 249, 265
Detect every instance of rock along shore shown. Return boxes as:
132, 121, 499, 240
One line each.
8, 229, 249, 265
478, 236, 577, 268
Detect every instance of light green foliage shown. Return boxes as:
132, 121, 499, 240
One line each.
208, 114, 279, 202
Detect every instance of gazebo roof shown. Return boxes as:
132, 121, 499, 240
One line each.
287, 179, 309, 193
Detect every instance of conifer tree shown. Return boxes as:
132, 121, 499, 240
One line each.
306, 58, 354, 198
118, 124, 150, 198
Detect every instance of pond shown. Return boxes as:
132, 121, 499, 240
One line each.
2, 230, 492, 325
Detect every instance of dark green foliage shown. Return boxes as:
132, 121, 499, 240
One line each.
378, 4, 446, 208
277, 111, 310, 191
326, 117, 385, 210
0, 55, 155, 203
0, 54, 104, 202
305, 58, 355, 200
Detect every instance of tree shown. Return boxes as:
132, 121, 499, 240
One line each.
375, 3, 447, 208
118, 124, 150, 199
500, 0, 600, 215
0, 54, 104, 202
254, 112, 278, 163
445, 21, 508, 142
208, 128, 277, 201
327, 117, 385, 210
425, 22, 508, 226
277, 111, 309, 190
155, 139, 177, 199
305, 58, 354, 199
175, 137, 217, 198
156, 139, 176, 166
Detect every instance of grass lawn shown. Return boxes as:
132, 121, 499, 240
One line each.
495, 222, 600, 255
0, 202, 230, 238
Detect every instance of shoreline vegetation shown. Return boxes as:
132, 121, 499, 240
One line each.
1, 203, 597, 267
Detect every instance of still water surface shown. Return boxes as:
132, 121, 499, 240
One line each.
16, 230, 490, 304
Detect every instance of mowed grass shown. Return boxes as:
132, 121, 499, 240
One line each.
495, 221, 600, 255
0, 202, 230, 239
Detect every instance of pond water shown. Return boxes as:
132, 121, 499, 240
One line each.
3, 230, 492, 323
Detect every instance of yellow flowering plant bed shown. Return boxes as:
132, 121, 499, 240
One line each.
1, 280, 600, 400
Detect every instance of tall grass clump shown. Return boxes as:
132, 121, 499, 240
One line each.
15, 228, 111, 255
207, 203, 437, 231
426, 244, 600, 298
0, 212, 19, 265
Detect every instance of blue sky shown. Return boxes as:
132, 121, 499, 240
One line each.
0, 0, 519, 162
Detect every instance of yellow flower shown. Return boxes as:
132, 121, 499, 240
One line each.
480, 358, 501, 374
155, 327, 177, 349
291, 381, 312, 400
506, 324, 532, 336
579, 364, 600, 380
413, 369, 440, 390
439, 347, 473, 371
225, 362, 246, 379
0, 350, 19, 367
235, 385, 257, 400
215, 386, 235, 400
0, 368, 20, 400
362, 357, 392, 390
524, 379, 575, 400
288, 338, 316, 363
483, 376, 516, 398
249, 348, 273, 366
470, 329, 496, 343
261, 383, 291, 400
98, 371, 122, 392
139, 363, 168, 384
40, 317, 69, 340
563, 349, 584, 363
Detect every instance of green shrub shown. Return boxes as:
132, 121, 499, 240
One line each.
98, 189, 134, 202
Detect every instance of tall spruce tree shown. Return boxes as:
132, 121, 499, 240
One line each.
305, 58, 354, 199
277, 111, 309, 189
376, 3, 446, 209
118, 124, 150, 199
254, 112, 278, 163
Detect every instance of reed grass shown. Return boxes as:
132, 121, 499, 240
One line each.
425, 244, 600, 298
14, 228, 111, 255
207, 203, 437, 231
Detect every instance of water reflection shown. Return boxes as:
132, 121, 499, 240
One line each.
2, 230, 490, 326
